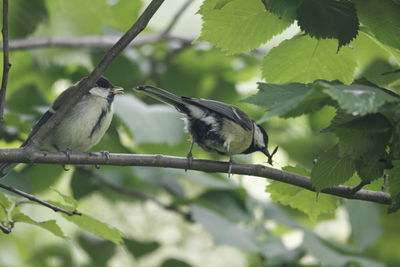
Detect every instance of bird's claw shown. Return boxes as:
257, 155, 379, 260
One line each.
91, 151, 110, 169
61, 148, 71, 171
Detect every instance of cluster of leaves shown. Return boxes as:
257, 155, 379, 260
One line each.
199, 0, 400, 211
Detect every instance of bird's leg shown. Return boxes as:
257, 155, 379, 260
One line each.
185, 140, 194, 172
94, 150, 110, 169
228, 156, 235, 177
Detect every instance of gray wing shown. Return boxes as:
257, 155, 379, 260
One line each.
23, 86, 77, 146
183, 97, 254, 131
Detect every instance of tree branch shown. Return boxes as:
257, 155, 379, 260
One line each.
78, 167, 192, 221
161, 0, 194, 36
0, 0, 11, 125
22, 0, 165, 149
0, 182, 81, 216
0, 149, 392, 205
0, 33, 194, 51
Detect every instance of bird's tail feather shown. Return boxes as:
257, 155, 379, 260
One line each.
0, 162, 17, 178
135, 85, 185, 110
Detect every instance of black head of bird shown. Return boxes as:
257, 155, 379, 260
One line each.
0, 76, 123, 178
134, 85, 278, 172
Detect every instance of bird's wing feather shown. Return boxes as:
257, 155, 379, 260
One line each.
23, 86, 78, 146
183, 97, 254, 131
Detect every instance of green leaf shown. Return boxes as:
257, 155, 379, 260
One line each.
51, 188, 78, 209
124, 238, 160, 258
302, 230, 385, 267
296, 0, 359, 48
244, 82, 331, 121
263, 35, 356, 84
191, 204, 258, 251
9, 0, 48, 38
199, 0, 291, 54
77, 234, 116, 266
267, 166, 339, 221
311, 145, 356, 190
262, 0, 301, 22
70, 169, 101, 200
353, 0, 400, 50
0, 192, 11, 210
319, 82, 399, 116
198, 0, 233, 14
114, 95, 184, 145
12, 211, 65, 238
23, 164, 64, 193
352, 31, 400, 88
345, 200, 381, 249
63, 214, 122, 244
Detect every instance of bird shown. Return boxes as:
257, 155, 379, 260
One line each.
134, 85, 278, 173
0, 76, 123, 178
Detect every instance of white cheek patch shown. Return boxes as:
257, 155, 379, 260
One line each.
89, 87, 109, 98
253, 125, 265, 148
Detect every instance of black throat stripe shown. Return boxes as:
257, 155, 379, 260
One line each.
89, 108, 108, 138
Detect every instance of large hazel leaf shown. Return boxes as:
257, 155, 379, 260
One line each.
296, 0, 359, 49
319, 82, 400, 116
311, 145, 355, 191
199, 0, 292, 54
244, 82, 331, 121
267, 166, 339, 221
263, 35, 356, 84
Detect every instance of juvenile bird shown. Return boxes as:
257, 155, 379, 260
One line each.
0, 77, 123, 178
135, 85, 277, 173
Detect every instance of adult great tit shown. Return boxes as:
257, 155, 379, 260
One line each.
135, 85, 278, 172
0, 77, 123, 178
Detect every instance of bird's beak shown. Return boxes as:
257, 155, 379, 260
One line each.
111, 86, 124, 94
262, 146, 278, 165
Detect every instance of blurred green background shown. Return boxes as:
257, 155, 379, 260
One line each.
0, 0, 400, 266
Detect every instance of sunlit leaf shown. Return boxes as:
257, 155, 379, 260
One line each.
12, 211, 65, 238
267, 166, 339, 221
63, 213, 122, 244
199, 0, 291, 54
263, 35, 356, 84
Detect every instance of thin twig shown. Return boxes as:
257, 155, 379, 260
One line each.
22, 0, 165, 149
0, 34, 194, 51
161, 0, 194, 36
0, 182, 81, 216
0, 0, 11, 124
78, 167, 192, 221
0, 149, 392, 205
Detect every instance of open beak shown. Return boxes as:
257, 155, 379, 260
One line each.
111, 86, 124, 94
263, 146, 278, 165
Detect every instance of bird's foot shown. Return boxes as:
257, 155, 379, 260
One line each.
185, 152, 193, 172
93, 150, 110, 169
61, 148, 71, 171
228, 157, 236, 178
